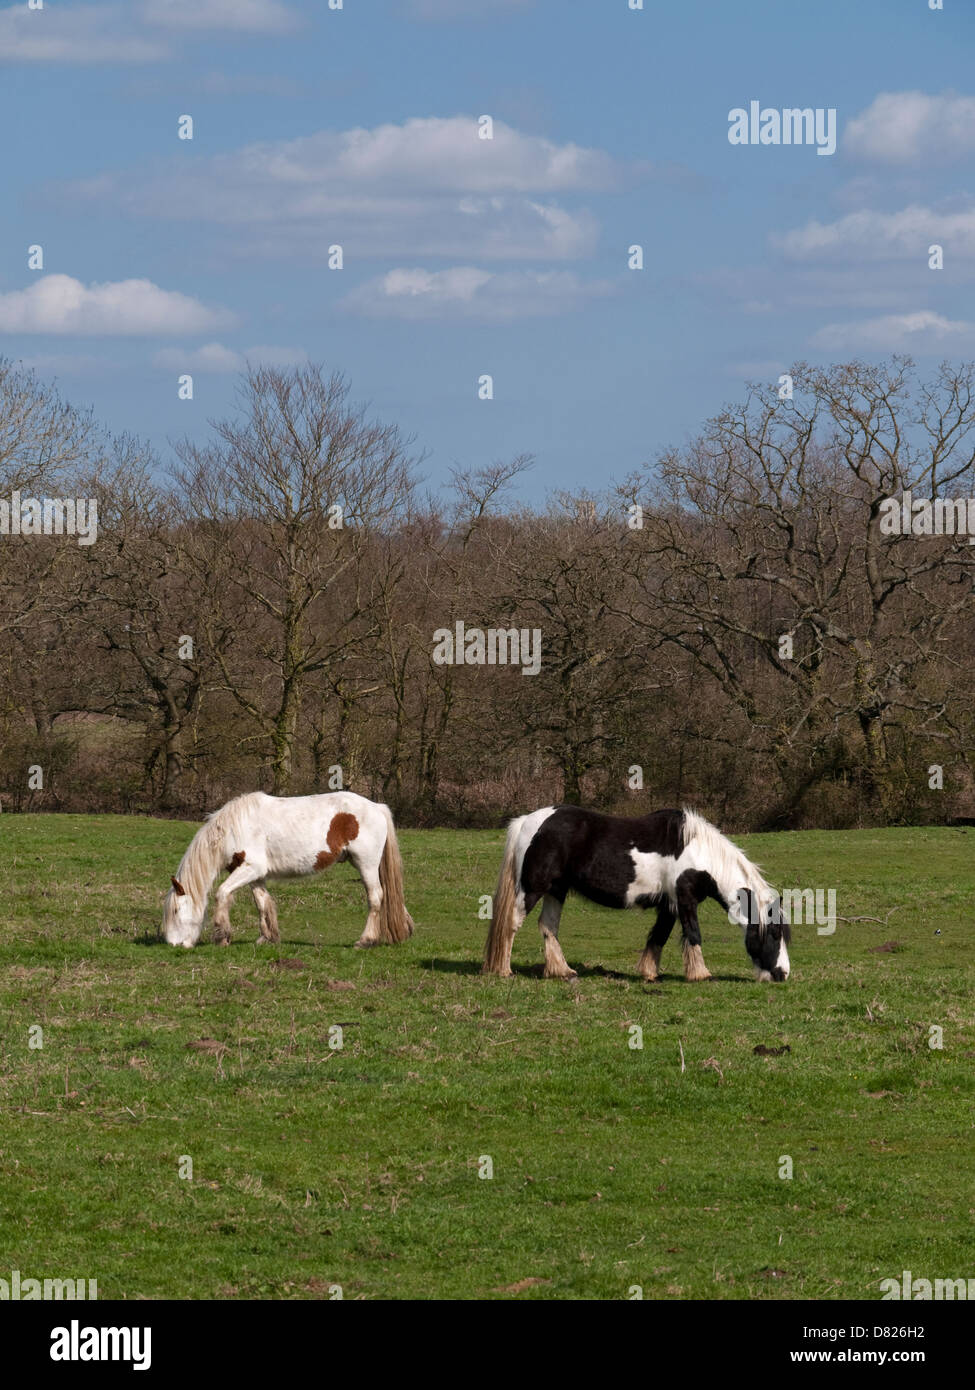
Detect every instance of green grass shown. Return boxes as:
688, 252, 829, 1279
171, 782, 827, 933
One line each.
1, 815, 973, 1300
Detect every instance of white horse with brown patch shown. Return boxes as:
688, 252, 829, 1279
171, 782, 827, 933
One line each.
162, 791, 415, 949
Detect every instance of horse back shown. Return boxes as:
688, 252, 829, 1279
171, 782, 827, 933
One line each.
521, 805, 685, 908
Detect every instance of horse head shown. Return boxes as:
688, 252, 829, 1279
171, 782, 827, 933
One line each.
162, 876, 205, 947
733, 886, 791, 981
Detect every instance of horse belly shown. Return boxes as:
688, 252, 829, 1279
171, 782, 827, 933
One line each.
264, 822, 333, 877
263, 794, 373, 878
570, 868, 631, 910
567, 844, 664, 910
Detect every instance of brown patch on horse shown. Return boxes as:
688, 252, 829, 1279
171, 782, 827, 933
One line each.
315, 813, 359, 870
227, 850, 246, 872
328, 813, 359, 853
171, 876, 186, 896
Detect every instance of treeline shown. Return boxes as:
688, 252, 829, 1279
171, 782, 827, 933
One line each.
1, 355, 974, 832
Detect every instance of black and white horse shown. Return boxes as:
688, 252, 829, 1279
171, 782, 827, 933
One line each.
482, 805, 790, 983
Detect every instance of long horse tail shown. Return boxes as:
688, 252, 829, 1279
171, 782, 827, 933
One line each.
377, 804, 415, 944
482, 815, 524, 975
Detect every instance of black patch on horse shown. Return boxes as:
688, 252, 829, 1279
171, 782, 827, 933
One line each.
520, 805, 686, 912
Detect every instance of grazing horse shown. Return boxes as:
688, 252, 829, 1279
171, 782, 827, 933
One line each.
162, 791, 415, 949
482, 805, 789, 983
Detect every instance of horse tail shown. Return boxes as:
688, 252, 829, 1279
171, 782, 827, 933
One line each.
377, 805, 415, 944
482, 815, 524, 975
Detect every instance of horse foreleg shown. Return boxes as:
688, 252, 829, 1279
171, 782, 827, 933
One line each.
676, 874, 712, 982
639, 902, 676, 981
212, 895, 232, 945
251, 882, 280, 945
539, 893, 576, 980
213, 861, 265, 946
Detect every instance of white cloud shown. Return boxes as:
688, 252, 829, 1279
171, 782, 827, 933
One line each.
141, 0, 298, 33
0, 4, 164, 63
830, 173, 929, 212
773, 205, 975, 261
60, 116, 614, 262
0, 0, 298, 65
214, 116, 616, 196
0, 275, 233, 336
154, 342, 242, 372
343, 266, 614, 320
845, 91, 975, 165
812, 311, 975, 353
153, 342, 307, 371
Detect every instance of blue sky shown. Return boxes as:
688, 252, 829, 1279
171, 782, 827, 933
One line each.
2, 0, 974, 500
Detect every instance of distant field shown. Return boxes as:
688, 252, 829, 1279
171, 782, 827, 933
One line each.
1, 814, 973, 1300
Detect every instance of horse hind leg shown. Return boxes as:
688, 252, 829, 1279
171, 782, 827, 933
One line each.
251, 883, 280, 945
539, 893, 576, 980
354, 861, 384, 949
639, 902, 675, 981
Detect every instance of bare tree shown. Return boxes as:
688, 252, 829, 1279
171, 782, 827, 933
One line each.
620, 358, 975, 823
174, 365, 420, 793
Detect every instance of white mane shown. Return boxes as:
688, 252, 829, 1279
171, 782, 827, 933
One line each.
681, 807, 775, 904
170, 792, 261, 907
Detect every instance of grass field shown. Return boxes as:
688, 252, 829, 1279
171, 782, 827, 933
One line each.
1, 814, 973, 1301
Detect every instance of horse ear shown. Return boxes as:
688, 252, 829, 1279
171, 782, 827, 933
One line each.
171, 877, 186, 896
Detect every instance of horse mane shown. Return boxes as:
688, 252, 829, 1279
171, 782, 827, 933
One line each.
681, 807, 774, 903
172, 792, 261, 907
